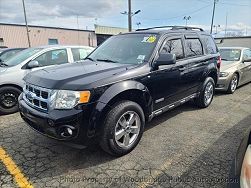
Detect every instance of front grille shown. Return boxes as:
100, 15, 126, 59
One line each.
23, 83, 51, 112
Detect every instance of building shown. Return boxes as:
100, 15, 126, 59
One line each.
215, 36, 251, 48
94, 24, 129, 45
0, 23, 97, 48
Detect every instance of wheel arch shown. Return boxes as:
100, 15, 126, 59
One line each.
207, 70, 218, 85
88, 81, 153, 137
0, 84, 23, 92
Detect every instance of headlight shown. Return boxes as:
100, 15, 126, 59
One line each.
219, 72, 229, 77
50, 90, 90, 109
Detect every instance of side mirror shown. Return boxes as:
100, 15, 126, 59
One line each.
27, 60, 39, 69
155, 53, 176, 67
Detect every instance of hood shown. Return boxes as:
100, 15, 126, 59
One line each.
220, 61, 239, 72
24, 60, 135, 90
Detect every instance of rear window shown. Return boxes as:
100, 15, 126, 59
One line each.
185, 38, 203, 57
201, 35, 217, 54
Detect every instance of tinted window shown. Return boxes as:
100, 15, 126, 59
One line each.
34, 49, 68, 67
201, 35, 217, 54
161, 39, 184, 60
185, 38, 203, 57
71, 48, 93, 61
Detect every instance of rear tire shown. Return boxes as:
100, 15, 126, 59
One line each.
100, 100, 145, 156
226, 73, 238, 94
195, 77, 215, 108
0, 86, 21, 115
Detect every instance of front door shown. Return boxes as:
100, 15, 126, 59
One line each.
146, 37, 189, 110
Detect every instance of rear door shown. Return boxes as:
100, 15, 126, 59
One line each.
182, 34, 213, 94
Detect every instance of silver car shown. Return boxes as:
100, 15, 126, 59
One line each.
0, 45, 94, 114
216, 47, 251, 93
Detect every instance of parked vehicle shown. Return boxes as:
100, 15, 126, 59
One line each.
0, 48, 26, 62
0, 45, 94, 114
228, 129, 251, 188
19, 26, 220, 156
217, 47, 251, 94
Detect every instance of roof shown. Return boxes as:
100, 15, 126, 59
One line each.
30, 45, 95, 50
0, 22, 94, 33
218, 47, 249, 50
215, 36, 251, 39
94, 24, 129, 35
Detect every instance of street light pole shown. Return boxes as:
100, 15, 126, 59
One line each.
210, 0, 218, 34
183, 16, 191, 26
128, 0, 132, 32
22, 0, 31, 47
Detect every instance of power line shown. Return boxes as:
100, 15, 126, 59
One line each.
195, 0, 249, 6
138, 4, 211, 21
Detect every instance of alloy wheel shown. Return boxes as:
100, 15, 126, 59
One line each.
204, 82, 214, 106
114, 111, 141, 149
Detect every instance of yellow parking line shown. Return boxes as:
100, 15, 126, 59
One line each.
0, 147, 33, 188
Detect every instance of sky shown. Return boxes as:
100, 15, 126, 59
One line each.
0, 0, 251, 36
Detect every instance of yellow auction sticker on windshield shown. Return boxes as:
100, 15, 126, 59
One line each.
142, 35, 157, 43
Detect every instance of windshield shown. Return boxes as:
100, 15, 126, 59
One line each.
219, 49, 241, 61
88, 33, 158, 65
3, 48, 43, 67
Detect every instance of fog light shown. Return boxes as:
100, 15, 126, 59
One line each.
60, 125, 75, 138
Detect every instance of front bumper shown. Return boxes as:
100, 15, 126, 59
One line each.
216, 74, 232, 91
18, 93, 97, 145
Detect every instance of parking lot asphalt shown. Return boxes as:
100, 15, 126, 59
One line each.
0, 83, 251, 188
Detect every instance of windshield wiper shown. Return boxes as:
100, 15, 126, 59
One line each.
221, 58, 229, 61
96, 58, 118, 63
85, 57, 95, 61
0, 62, 8, 67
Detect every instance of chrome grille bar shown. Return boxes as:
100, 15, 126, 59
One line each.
23, 83, 51, 112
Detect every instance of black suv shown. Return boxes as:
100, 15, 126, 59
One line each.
19, 26, 221, 156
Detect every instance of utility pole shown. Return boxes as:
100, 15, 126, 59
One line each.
121, 2, 141, 32
128, 0, 132, 32
76, 15, 80, 45
224, 12, 228, 37
210, 0, 218, 34
22, 0, 31, 47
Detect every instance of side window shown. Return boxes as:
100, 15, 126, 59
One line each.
185, 38, 203, 57
34, 49, 68, 67
243, 49, 251, 60
201, 35, 217, 54
161, 39, 184, 60
71, 48, 89, 61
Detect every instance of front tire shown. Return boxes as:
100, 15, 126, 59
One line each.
0, 86, 22, 115
227, 73, 238, 94
195, 77, 215, 108
100, 101, 145, 156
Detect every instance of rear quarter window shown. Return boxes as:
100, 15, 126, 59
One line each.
201, 35, 218, 54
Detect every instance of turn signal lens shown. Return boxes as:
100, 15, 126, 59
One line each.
79, 91, 91, 103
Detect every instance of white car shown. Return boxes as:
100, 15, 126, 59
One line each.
0, 45, 94, 114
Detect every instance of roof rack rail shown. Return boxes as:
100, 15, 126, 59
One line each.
136, 26, 204, 32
